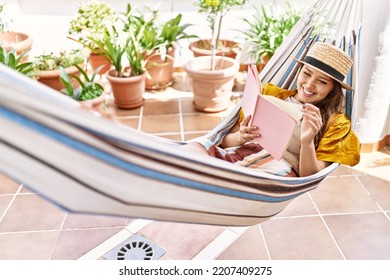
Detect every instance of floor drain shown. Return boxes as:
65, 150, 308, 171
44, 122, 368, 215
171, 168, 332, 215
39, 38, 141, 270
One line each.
104, 234, 166, 260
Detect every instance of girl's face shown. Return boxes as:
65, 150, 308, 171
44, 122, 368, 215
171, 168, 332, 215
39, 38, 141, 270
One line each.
295, 64, 335, 104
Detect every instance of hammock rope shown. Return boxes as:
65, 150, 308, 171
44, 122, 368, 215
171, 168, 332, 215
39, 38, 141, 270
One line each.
0, 0, 362, 226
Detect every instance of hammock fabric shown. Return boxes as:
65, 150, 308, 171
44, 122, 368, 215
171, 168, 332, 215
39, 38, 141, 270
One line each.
0, 0, 361, 226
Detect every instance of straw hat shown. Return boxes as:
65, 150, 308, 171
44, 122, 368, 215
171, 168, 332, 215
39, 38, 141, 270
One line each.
295, 42, 353, 90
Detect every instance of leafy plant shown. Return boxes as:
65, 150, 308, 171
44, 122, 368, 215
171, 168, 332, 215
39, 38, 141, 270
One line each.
90, 4, 147, 78
60, 64, 104, 101
89, 26, 129, 77
0, 47, 34, 76
131, 7, 196, 52
33, 49, 86, 71
239, 2, 301, 63
194, 0, 247, 69
67, 0, 116, 51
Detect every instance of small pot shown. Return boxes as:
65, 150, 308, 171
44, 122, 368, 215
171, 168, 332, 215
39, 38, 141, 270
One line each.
189, 39, 241, 59
184, 56, 239, 112
0, 31, 33, 61
106, 70, 146, 109
37, 64, 82, 91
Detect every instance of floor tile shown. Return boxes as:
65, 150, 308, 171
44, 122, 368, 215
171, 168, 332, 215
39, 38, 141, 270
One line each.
63, 213, 128, 229
0, 196, 12, 219
357, 175, 390, 211
114, 117, 140, 130
180, 98, 199, 114
0, 173, 21, 195
183, 132, 209, 141
0, 231, 59, 260
51, 227, 124, 260
139, 221, 224, 260
140, 114, 181, 133
327, 164, 355, 177
276, 193, 318, 217
353, 148, 390, 181
216, 225, 269, 260
310, 176, 380, 214
324, 213, 390, 259
143, 99, 179, 115
0, 194, 66, 232
261, 216, 344, 260
182, 114, 223, 132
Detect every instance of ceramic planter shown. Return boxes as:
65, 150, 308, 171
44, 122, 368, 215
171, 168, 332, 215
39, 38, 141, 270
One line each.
184, 56, 239, 113
143, 47, 175, 91
37, 65, 82, 91
189, 39, 241, 59
0, 31, 33, 61
106, 70, 146, 109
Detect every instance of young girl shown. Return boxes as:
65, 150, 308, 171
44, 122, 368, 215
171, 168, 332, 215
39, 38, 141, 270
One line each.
184, 42, 361, 177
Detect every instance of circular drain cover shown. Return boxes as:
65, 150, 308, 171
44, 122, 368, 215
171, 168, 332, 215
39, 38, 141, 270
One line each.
116, 241, 154, 260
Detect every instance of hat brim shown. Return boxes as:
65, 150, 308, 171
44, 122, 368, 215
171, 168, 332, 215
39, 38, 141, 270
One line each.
294, 58, 354, 91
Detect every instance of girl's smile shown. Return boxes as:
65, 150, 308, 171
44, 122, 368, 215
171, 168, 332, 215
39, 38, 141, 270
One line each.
295, 64, 335, 104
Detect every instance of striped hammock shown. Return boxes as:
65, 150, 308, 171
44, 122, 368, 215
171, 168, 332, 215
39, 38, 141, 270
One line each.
0, 0, 362, 226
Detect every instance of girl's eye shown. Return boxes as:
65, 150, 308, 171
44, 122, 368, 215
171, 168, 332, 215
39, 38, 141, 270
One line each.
318, 80, 327, 85
303, 71, 310, 76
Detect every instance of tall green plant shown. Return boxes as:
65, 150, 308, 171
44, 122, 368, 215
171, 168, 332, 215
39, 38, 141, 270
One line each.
239, 2, 301, 63
89, 26, 128, 77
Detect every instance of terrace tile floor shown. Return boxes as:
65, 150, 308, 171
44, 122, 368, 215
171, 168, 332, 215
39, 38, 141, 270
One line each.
0, 75, 389, 260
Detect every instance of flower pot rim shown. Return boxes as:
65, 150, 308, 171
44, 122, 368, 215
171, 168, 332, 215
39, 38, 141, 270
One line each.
36, 64, 84, 78
0, 31, 33, 51
184, 56, 239, 78
106, 69, 146, 82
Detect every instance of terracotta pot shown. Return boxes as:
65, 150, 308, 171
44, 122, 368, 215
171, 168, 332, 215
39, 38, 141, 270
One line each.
0, 31, 33, 61
184, 56, 239, 113
89, 52, 112, 75
37, 65, 82, 91
143, 47, 175, 90
189, 39, 241, 59
106, 70, 146, 109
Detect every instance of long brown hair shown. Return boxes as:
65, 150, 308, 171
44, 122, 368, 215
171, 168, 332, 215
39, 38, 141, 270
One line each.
312, 82, 344, 147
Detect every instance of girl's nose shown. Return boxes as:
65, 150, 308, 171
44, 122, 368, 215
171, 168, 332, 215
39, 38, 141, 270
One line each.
305, 77, 316, 89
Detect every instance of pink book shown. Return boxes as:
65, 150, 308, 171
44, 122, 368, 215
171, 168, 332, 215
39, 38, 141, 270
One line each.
241, 65, 302, 160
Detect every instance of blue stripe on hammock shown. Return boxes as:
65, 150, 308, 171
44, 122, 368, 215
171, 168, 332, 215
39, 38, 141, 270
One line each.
0, 106, 313, 203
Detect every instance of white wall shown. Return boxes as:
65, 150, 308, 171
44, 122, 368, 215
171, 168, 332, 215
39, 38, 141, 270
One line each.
354, 0, 390, 143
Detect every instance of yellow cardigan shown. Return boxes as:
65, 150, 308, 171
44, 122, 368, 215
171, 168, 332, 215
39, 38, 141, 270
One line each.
239, 83, 360, 166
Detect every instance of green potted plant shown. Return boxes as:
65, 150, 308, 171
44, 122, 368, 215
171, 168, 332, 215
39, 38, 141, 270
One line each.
238, 2, 301, 71
190, 0, 247, 61
134, 6, 196, 90
184, 0, 243, 112
67, 0, 116, 74
0, 2, 33, 61
90, 16, 147, 109
59, 64, 106, 106
33, 48, 87, 91
0, 46, 34, 76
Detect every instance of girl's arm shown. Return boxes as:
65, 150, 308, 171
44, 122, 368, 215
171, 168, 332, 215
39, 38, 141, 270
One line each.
220, 115, 259, 148
299, 103, 330, 176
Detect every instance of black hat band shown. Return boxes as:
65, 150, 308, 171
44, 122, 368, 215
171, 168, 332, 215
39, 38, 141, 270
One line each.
303, 56, 344, 81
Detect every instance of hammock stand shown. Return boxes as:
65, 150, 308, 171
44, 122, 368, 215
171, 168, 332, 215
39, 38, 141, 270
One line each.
0, 0, 362, 226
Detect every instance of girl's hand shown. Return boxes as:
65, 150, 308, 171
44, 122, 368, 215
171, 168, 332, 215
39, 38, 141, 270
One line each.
300, 103, 322, 145
236, 115, 260, 145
